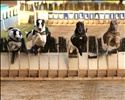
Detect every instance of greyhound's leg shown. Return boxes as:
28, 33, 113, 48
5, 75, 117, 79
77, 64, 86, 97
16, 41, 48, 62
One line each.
106, 36, 113, 55
30, 45, 39, 55
115, 36, 121, 48
4, 38, 9, 52
78, 46, 82, 56
110, 36, 120, 54
69, 45, 73, 53
20, 38, 27, 53
11, 51, 15, 64
98, 38, 106, 55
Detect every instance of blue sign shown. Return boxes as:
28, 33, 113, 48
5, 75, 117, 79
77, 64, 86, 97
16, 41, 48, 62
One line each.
84, 13, 89, 20
115, 13, 120, 19
68, 13, 74, 19
90, 13, 94, 20
110, 13, 114, 19
79, 13, 84, 19
48, 11, 125, 20
95, 13, 100, 20
100, 13, 105, 20
59, 13, 63, 20
105, 13, 110, 19
64, 13, 68, 19
74, 13, 79, 20
120, 13, 125, 20
48, 12, 53, 19
53, 13, 58, 20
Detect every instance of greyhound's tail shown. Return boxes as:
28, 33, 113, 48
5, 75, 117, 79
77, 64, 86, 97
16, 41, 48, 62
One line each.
4, 27, 14, 32
6, 27, 15, 32
25, 31, 28, 35
25, 31, 29, 38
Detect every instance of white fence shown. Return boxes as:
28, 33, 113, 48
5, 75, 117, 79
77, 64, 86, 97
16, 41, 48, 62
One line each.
1, 36, 125, 80
1, 6, 18, 20
0, 5, 19, 31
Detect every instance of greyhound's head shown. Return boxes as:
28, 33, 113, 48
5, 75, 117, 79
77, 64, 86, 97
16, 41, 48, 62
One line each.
109, 20, 118, 31
35, 19, 45, 32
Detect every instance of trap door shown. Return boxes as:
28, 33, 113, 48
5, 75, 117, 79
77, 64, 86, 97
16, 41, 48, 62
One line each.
98, 55, 107, 77
19, 52, 29, 77
39, 53, 48, 78
9, 52, 20, 77
68, 54, 78, 77
1, 53, 9, 77
118, 52, 125, 77
88, 57, 98, 77
49, 53, 58, 78
118, 38, 125, 77
28, 53, 39, 77
58, 37, 68, 77
108, 53, 118, 77
59, 53, 68, 78
78, 53, 88, 77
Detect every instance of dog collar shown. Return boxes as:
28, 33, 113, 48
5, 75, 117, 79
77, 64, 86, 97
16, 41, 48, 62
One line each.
75, 33, 86, 37
39, 31, 46, 35
34, 30, 46, 35
110, 31, 120, 36
8, 36, 21, 42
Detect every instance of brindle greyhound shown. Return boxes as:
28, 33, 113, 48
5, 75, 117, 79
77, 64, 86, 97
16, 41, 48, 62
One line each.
103, 20, 121, 54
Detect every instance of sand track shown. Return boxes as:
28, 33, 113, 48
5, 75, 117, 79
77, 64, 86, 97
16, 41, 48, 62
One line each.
1, 80, 125, 100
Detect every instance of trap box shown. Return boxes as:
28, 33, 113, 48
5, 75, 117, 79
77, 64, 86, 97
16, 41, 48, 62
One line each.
68, 53, 78, 58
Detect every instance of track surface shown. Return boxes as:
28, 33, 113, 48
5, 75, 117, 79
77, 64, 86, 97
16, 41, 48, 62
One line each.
1, 80, 125, 100
1, 25, 125, 100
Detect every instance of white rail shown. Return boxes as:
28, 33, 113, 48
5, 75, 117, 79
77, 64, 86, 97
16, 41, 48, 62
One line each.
1, 6, 18, 21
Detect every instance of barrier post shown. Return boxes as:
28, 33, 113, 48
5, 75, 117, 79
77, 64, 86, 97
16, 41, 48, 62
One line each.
38, 51, 40, 78
28, 53, 30, 77
117, 50, 119, 77
48, 50, 50, 77
96, 37, 99, 77
18, 51, 20, 77
8, 52, 11, 77
57, 43, 59, 77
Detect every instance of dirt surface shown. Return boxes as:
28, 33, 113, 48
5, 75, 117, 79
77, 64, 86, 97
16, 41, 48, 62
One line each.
1, 80, 125, 100
48, 25, 125, 38
1, 25, 125, 100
